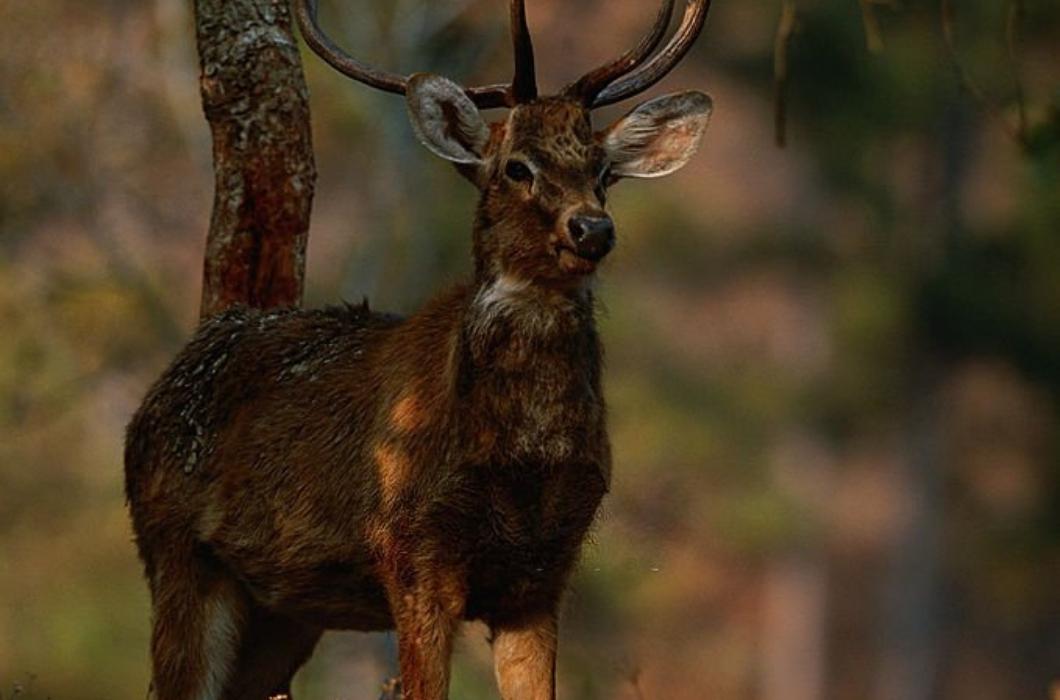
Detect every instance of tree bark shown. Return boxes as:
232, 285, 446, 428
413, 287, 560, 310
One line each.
194, 0, 315, 319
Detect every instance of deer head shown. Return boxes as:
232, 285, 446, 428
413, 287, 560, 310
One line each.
295, 0, 712, 288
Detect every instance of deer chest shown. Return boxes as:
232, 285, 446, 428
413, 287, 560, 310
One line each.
462, 348, 605, 465
459, 458, 608, 622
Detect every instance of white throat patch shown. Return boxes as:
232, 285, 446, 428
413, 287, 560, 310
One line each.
469, 274, 574, 340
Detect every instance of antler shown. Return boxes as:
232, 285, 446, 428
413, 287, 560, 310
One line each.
509, 0, 538, 103
293, 0, 537, 109
294, 0, 709, 110
563, 0, 675, 106
574, 0, 712, 108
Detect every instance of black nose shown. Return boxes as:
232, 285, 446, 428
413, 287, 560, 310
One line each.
568, 215, 616, 262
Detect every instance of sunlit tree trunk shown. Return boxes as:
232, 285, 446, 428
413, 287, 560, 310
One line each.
193, 0, 315, 319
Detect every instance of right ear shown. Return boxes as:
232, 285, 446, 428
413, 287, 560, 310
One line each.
600, 91, 712, 179
406, 73, 490, 165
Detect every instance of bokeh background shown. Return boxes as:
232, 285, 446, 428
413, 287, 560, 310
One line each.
1, 0, 1058, 698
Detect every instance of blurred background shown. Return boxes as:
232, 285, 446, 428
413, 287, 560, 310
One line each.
1, 0, 1058, 698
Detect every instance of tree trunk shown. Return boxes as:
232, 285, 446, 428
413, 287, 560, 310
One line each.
194, 0, 315, 319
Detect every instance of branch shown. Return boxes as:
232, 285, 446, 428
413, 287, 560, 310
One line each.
1004, 0, 1029, 143
858, 0, 885, 53
940, 0, 1028, 148
773, 0, 799, 148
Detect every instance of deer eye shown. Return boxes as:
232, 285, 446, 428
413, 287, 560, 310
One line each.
504, 159, 534, 184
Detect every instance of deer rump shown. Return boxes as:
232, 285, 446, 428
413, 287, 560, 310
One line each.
125, 294, 610, 636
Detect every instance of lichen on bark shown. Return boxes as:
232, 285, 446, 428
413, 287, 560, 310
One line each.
194, 0, 316, 319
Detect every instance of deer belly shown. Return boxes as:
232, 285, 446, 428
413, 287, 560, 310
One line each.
256, 559, 394, 631
205, 517, 394, 631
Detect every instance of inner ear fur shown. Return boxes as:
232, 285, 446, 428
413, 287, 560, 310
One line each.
406, 73, 490, 165
600, 91, 713, 179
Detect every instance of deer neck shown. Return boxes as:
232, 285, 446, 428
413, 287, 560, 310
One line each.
454, 274, 603, 467
463, 273, 597, 368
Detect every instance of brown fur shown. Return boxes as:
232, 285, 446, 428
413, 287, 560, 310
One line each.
127, 99, 615, 699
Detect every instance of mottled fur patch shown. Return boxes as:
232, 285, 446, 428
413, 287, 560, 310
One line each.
375, 443, 413, 505
391, 392, 430, 433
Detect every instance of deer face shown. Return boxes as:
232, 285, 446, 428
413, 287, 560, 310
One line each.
479, 99, 611, 283
406, 74, 712, 287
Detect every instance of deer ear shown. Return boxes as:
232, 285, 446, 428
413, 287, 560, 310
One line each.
406, 73, 490, 164
600, 91, 712, 179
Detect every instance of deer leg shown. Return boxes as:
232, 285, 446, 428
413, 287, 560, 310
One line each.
222, 605, 322, 700
385, 567, 465, 700
491, 613, 558, 700
147, 545, 247, 700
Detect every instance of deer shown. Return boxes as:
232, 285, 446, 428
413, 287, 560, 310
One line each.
124, 0, 713, 698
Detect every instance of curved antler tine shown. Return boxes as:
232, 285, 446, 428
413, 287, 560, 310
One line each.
592, 0, 712, 108
293, 0, 522, 109
293, 0, 409, 95
510, 0, 538, 104
564, 0, 675, 105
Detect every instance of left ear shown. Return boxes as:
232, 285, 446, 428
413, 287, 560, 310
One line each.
599, 91, 713, 179
406, 72, 490, 165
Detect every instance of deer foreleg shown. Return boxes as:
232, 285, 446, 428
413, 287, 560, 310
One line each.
385, 567, 466, 700
491, 613, 558, 700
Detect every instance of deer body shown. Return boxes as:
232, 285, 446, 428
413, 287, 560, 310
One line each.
127, 1, 713, 697
128, 280, 607, 626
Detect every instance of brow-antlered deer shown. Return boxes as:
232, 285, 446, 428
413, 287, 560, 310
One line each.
125, 1, 713, 698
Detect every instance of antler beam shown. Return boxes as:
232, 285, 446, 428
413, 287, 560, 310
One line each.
294, 0, 710, 110
564, 0, 675, 106
293, 0, 536, 108
293, 0, 409, 96
590, 0, 712, 107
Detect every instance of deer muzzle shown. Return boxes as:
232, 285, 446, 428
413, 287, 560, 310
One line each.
568, 214, 615, 262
